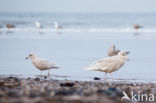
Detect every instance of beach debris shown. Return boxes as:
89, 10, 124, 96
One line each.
60, 82, 75, 87
93, 77, 101, 80
34, 78, 40, 81
26, 53, 59, 77
0, 77, 155, 103
85, 51, 129, 80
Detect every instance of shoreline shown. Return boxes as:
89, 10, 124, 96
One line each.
0, 76, 155, 103
0, 74, 156, 83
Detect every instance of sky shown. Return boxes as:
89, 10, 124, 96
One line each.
0, 0, 156, 13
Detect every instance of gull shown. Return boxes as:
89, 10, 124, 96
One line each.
6, 23, 15, 29
35, 21, 44, 29
133, 24, 143, 30
108, 45, 130, 57
53, 21, 62, 31
85, 51, 129, 80
26, 53, 59, 77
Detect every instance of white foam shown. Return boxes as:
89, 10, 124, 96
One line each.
0, 28, 156, 33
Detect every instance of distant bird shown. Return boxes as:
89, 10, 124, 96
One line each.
85, 51, 129, 80
6, 23, 15, 29
26, 53, 59, 77
53, 21, 62, 31
133, 24, 143, 30
35, 21, 44, 29
108, 45, 130, 57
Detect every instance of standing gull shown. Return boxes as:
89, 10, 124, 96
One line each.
85, 51, 129, 80
108, 45, 130, 57
35, 21, 44, 29
6, 23, 15, 29
133, 24, 143, 30
53, 21, 62, 31
26, 54, 59, 77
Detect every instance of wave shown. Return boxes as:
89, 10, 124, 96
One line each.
0, 28, 156, 33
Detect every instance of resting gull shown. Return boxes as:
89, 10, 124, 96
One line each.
133, 24, 143, 30
108, 45, 130, 57
6, 23, 15, 29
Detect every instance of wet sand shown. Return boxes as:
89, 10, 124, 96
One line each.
0, 76, 155, 103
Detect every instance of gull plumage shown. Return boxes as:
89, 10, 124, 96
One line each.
108, 45, 130, 57
35, 21, 44, 29
53, 21, 62, 31
26, 53, 59, 77
86, 51, 129, 80
133, 24, 143, 30
6, 23, 15, 29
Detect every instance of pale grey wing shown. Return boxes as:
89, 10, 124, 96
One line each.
39, 59, 59, 69
86, 57, 117, 71
92, 57, 115, 64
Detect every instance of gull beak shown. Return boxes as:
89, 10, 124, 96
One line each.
25, 57, 28, 59
126, 51, 130, 55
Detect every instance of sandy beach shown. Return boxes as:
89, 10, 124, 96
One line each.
0, 0, 156, 102
0, 76, 155, 103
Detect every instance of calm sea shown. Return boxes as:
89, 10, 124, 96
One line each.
0, 13, 156, 82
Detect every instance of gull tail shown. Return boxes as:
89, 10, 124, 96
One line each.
52, 66, 60, 69
85, 66, 98, 71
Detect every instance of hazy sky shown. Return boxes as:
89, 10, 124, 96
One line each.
0, 0, 156, 13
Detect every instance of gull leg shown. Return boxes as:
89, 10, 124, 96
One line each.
105, 72, 107, 81
41, 70, 42, 76
48, 69, 50, 77
110, 73, 114, 80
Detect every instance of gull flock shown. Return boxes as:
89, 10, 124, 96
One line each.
26, 45, 130, 80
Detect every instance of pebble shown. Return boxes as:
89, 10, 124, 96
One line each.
60, 82, 75, 87
0, 77, 155, 103
34, 78, 40, 81
93, 77, 101, 80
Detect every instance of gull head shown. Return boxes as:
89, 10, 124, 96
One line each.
35, 21, 40, 26
112, 44, 115, 49
109, 44, 115, 50
26, 53, 36, 59
117, 51, 129, 61
53, 21, 58, 25
118, 51, 130, 56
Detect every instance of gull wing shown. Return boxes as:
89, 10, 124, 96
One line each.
38, 59, 59, 69
86, 56, 117, 71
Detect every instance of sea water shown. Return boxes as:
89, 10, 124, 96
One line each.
0, 12, 156, 81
